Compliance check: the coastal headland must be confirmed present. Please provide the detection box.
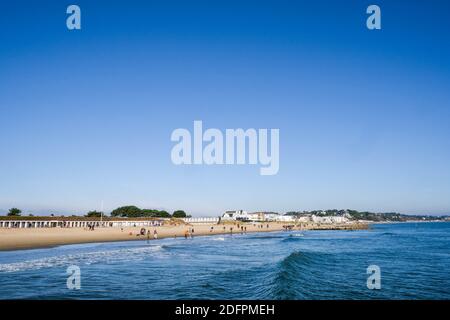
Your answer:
[0,221,368,251]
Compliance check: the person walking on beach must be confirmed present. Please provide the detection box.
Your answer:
[184,230,189,239]
[230,227,233,235]
[210,226,214,233]
[147,230,151,241]
[153,229,158,239]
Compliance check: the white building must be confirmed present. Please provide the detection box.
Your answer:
[221,210,270,222]
[276,215,295,222]
[247,212,262,221]
[263,213,280,221]
[296,216,311,223]
[221,211,296,222]
[311,215,349,224]
[221,210,249,221]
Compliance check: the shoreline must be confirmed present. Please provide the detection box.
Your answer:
[0,222,368,252]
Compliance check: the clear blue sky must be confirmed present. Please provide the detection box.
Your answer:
[1,0,449,216]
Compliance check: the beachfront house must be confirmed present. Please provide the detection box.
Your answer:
[222,210,281,221]
[251,212,297,222]
[264,213,281,221]
[276,215,296,222]
[221,210,250,221]
[222,210,271,222]
[311,215,349,224]
[296,216,311,223]
[221,211,296,223]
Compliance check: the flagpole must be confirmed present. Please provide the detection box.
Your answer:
[101,200,104,226]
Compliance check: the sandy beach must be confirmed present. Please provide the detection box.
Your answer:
[0,222,368,251]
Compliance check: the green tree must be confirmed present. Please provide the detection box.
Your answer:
[110,206,142,217]
[153,210,171,218]
[7,208,21,216]
[141,209,172,218]
[85,211,103,218]
[141,209,159,217]
[172,210,187,218]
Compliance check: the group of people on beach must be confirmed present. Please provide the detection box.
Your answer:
[184,227,194,239]
[129,221,275,242]
[219,224,248,235]
[146,229,158,240]
[129,228,158,241]
[255,223,270,229]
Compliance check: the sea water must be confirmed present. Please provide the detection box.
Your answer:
[0,222,449,299]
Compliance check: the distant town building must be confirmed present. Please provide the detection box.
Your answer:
[221,210,295,222]
[311,215,349,224]
[221,210,248,221]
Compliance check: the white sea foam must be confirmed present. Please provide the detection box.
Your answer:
[0,245,164,273]
[212,237,225,241]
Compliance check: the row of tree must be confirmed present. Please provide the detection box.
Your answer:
[85,206,189,218]
[108,206,189,218]
[4,207,189,219]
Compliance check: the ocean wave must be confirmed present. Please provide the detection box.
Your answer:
[247,235,286,240]
[267,250,333,299]
[281,234,305,243]
[0,245,164,273]
[379,232,397,236]
[279,250,324,268]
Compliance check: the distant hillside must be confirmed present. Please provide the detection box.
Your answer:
[285,209,449,222]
